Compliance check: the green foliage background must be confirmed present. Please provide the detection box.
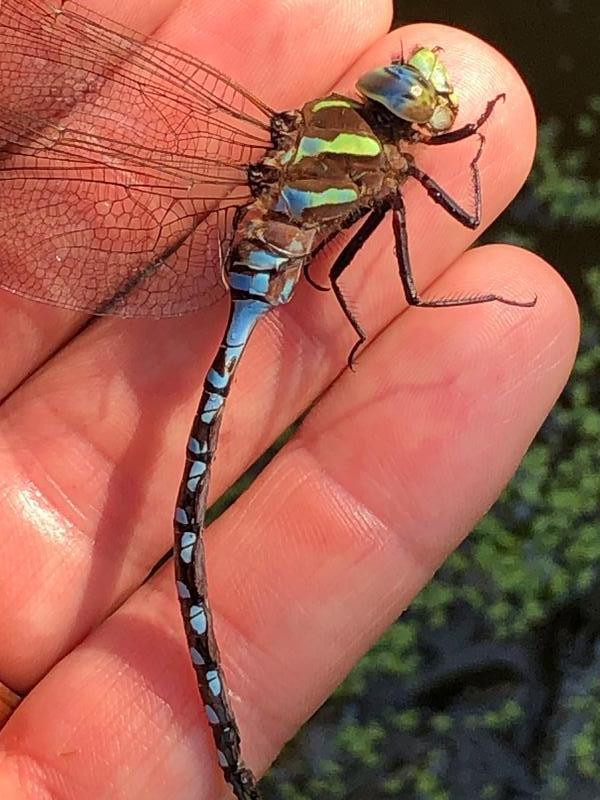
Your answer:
[257,2,600,799]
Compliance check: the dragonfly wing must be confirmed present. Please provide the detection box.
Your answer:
[0,0,272,315]
[0,0,274,149]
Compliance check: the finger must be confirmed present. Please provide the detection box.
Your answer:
[0,22,535,691]
[0,0,390,396]
[0,683,19,727]
[0,245,578,799]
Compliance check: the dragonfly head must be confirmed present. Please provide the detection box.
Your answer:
[356,46,459,133]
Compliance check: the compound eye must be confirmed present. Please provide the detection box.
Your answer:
[356,63,437,123]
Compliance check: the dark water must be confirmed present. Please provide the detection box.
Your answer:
[396,0,597,123]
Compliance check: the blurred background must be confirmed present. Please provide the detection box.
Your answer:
[260,2,600,798]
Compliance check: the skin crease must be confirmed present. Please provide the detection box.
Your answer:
[0,1,579,798]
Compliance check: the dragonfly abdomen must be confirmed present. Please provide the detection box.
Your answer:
[174,220,316,799]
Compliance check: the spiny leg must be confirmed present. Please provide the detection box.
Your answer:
[406,133,485,230]
[425,93,505,147]
[303,205,373,292]
[326,204,389,368]
[391,191,536,308]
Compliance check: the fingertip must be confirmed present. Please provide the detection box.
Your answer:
[457,243,580,391]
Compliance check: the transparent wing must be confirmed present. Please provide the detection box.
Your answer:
[0,0,274,315]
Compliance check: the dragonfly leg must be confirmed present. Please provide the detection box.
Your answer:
[303,263,330,292]
[425,93,505,146]
[392,192,536,309]
[304,205,373,291]
[406,133,485,229]
[327,204,389,368]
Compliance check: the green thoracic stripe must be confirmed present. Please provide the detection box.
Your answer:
[275,184,359,216]
[311,98,358,112]
[293,131,381,164]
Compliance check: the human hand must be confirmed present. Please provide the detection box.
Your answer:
[0,1,578,798]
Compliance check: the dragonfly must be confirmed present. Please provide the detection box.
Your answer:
[0,1,535,798]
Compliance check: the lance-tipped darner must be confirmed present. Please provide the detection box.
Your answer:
[0,2,535,798]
